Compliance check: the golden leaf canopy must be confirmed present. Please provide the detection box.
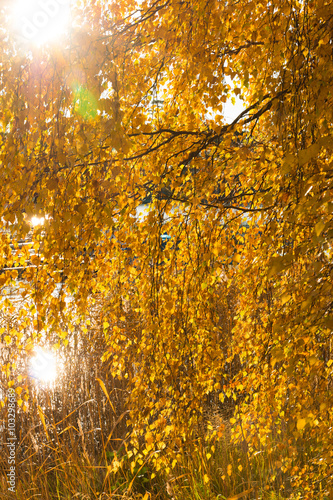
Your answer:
[0,0,332,495]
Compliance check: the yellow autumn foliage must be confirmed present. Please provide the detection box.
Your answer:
[0,0,331,497]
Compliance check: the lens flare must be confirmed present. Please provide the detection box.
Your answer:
[11,0,71,47]
[29,347,57,383]
[30,216,45,226]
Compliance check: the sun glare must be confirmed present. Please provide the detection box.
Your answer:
[31,216,45,226]
[11,0,71,47]
[29,347,57,383]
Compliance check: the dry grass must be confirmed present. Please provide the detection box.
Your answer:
[0,292,332,500]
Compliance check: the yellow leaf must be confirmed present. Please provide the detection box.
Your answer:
[297,418,306,431]
[315,220,325,237]
[203,474,209,484]
[281,293,291,305]
[31,255,40,266]
[145,432,154,446]
[233,253,241,263]
[309,355,317,366]
[96,378,116,414]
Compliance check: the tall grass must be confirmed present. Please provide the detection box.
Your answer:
[0,296,332,499]
[1,373,332,500]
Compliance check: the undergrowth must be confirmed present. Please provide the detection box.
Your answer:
[1,409,332,500]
